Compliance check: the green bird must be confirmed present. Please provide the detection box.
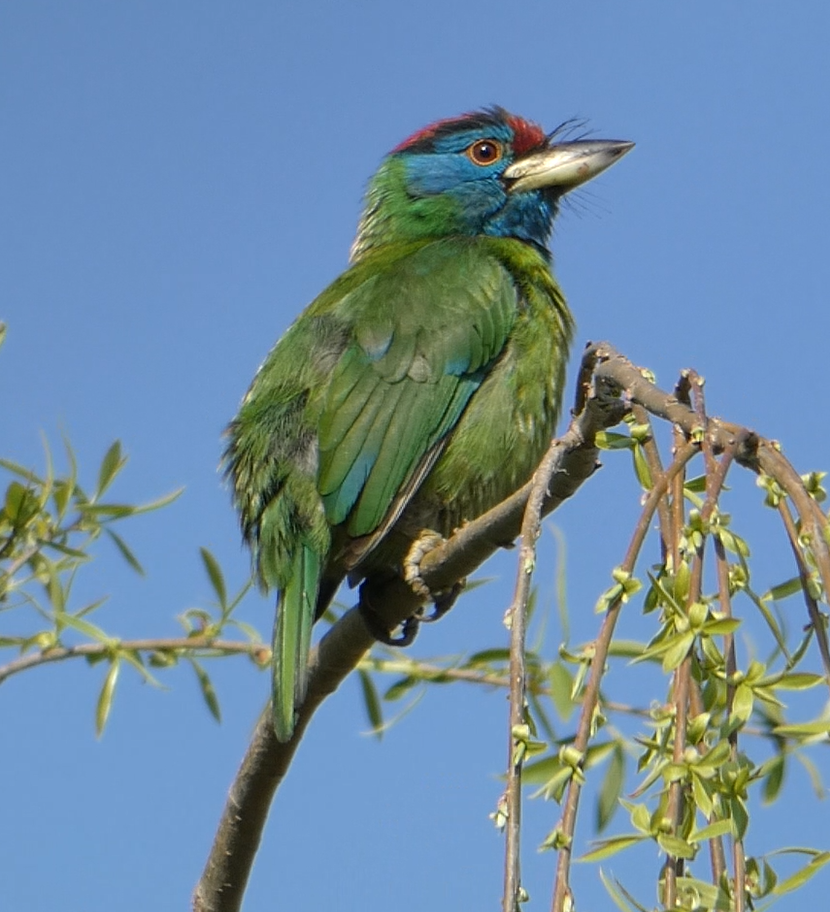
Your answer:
[224,107,632,741]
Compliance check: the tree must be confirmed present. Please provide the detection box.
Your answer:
[4,324,828,912]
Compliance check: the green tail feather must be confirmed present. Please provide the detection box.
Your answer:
[272,545,320,742]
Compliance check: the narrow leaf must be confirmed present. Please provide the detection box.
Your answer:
[200,547,227,608]
[772,851,830,895]
[104,529,145,575]
[596,744,625,832]
[190,659,221,722]
[358,669,383,738]
[60,612,113,644]
[580,834,645,862]
[690,818,734,843]
[96,660,120,736]
[96,441,126,499]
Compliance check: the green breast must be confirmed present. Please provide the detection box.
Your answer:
[420,237,573,528]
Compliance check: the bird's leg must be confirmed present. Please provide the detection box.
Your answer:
[404,529,466,622]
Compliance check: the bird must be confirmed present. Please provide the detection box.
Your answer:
[224,107,632,741]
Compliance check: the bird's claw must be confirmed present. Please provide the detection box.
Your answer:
[416,580,465,623]
[358,587,421,646]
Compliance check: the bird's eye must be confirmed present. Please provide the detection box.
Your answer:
[467,139,503,166]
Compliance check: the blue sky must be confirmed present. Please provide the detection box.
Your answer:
[3,3,830,910]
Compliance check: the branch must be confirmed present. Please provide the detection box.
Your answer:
[0,638,266,685]
[503,415,575,911]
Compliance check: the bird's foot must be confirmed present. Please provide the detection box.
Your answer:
[403,530,447,600]
[404,529,465,622]
[358,586,420,646]
[358,530,466,647]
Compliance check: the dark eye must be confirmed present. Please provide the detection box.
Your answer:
[467,139,503,166]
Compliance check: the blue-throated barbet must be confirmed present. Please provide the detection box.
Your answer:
[224,107,632,740]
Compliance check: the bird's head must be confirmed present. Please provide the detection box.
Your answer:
[351,106,633,261]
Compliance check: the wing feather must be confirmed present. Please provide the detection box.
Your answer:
[318,240,518,545]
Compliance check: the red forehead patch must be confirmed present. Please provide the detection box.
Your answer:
[507,115,546,155]
[392,109,546,155]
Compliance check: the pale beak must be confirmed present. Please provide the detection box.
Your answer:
[504,139,634,194]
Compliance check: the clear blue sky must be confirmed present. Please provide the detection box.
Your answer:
[3,3,830,910]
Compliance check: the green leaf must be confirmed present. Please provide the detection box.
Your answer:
[773,719,830,738]
[358,669,383,738]
[684,474,708,493]
[599,870,650,912]
[44,541,91,561]
[579,834,645,862]
[744,585,791,661]
[764,576,805,602]
[773,672,825,691]
[762,754,785,803]
[131,488,184,515]
[384,675,419,702]
[549,661,575,720]
[690,770,714,818]
[657,833,697,860]
[0,458,44,485]
[731,682,755,725]
[596,744,625,832]
[661,631,694,672]
[200,547,227,608]
[595,431,635,450]
[794,753,826,799]
[51,478,73,519]
[467,647,510,665]
[522,753,564,785]
[702,617,742,636]
[632,443,653,491]
[78,503,137,518]
[106,528,145,575]
[675,876,732,911]
[730,795,749,840]
[690,818,734,843]
[119,648,163,687]
[5,481,37,526]
[60,612,114,644]
[189,659,221,722]
[96,441,126,499]
[772,851,830,896]
[95,660,120,736]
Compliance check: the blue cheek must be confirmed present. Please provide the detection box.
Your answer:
[403,154,507,230]
[404,153,498,196]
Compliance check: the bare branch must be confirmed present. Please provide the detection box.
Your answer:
[0,638,266,685]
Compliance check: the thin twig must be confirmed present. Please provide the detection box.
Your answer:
[503,430,572,911]
[777,500,830,679]
[0,637,265,684]
[551,440,699,912]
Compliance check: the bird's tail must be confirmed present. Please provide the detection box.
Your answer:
[272,544,321,742]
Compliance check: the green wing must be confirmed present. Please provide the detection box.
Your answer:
[316,239,518,551]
